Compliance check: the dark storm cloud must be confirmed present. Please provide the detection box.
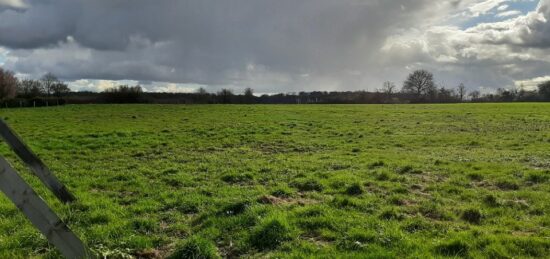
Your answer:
[0,0,441,89]
[1,0,550,92]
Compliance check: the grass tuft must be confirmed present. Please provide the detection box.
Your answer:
[379,208,404,221]
[249,216,291,250]
[344,183,364,196]
[398,165,422,174]
[483,194,500,207]
[290,179,324,192]
[435,240,469,257]
[461,208,483,224]
[526,172,549,184]
[220,201,249,216]
[495,180,519,191]
[221,173,254,184]
[168,236,220,259]
[369,161,385,169]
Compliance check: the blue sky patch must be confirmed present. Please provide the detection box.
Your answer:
[460,0,539,29]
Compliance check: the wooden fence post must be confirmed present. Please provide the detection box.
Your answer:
[0,119,76,203]
[0,157,88,258]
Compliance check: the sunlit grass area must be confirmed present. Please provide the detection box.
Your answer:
[0,104,549,258]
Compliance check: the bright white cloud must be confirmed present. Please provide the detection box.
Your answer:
[0,0,27,8]
[497,10,522,17]
[515,75,550,90]
[497,4,510,11]
[469,0,508,16]
[0,47,7,65]
[381,0,550,90]
[68,79,203,93]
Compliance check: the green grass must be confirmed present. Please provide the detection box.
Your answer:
[0,103,549,258]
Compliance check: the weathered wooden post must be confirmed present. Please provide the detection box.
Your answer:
[0,119,75,203]
[0,119,88,258]
[0,158,88,258]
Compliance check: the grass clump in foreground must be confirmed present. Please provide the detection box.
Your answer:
[0,103,549,258]
[461,208,483,224]
[168,236,220,259]
[248,215,292,251]
[435,240,469,257]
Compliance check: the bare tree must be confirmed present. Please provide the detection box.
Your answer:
[244,87,255,104]
[381,81,397,95]
[102,85,143,103]
[469,90,481,100]
[402,70,435,97]
[196,87,208,95]
[538,81,550,101]
[244,87,254,97]
[41,73,59,97]
[18,79,44,98]
[0,68,18,101]
[217,88,233,104]
[51,82,71,98]
[457,83,467,101]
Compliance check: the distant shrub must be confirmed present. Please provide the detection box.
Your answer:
[435,240,469,257]
[168,236,220,259]
[249,217,290,250]
[290,179,324,192]
[102,85,145,103]
[461,208,483,224]
[344,183,364,196]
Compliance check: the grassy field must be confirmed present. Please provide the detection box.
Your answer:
[0,104,549,258]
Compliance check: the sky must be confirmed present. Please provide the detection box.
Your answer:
[1,0,549,94]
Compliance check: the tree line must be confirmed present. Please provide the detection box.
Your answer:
[1,67,550,106]
[0,68,71,107]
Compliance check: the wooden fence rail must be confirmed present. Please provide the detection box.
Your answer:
[0,119,75,203]
[0,119,88,258]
